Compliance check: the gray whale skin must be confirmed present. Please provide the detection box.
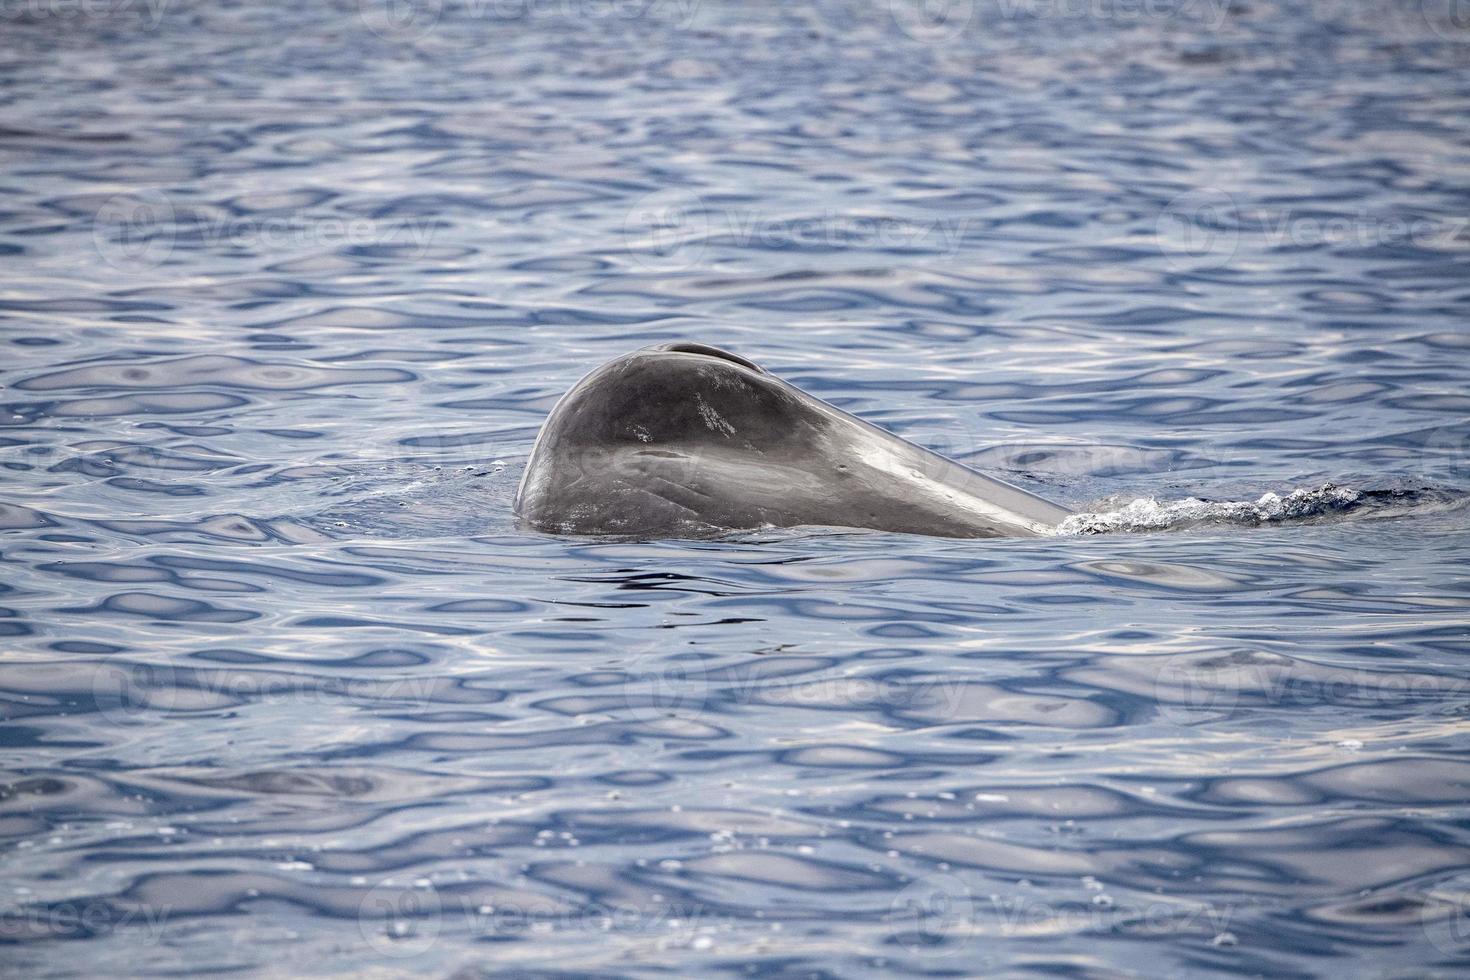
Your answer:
[515,343,1071,539]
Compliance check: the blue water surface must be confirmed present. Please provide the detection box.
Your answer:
[3,1,1470,976]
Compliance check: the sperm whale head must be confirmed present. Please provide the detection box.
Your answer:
[515,343,1071,539]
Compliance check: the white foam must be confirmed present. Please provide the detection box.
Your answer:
[1055,484,1362,535]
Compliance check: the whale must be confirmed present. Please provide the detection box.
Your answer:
[514,342,1072,539]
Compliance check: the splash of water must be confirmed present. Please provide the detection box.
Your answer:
[1056,484,1364,535]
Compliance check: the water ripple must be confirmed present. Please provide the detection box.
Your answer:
[1,1,1468,976]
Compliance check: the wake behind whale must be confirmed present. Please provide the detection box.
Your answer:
[1058,485,1462,536]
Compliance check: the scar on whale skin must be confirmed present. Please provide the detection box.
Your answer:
[515,342,1072,539]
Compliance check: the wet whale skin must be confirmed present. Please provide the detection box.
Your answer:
[515,343,1072,539]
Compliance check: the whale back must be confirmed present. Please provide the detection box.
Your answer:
[515,343,1071,538]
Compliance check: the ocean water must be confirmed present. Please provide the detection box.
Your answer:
[3,1,1470,976]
